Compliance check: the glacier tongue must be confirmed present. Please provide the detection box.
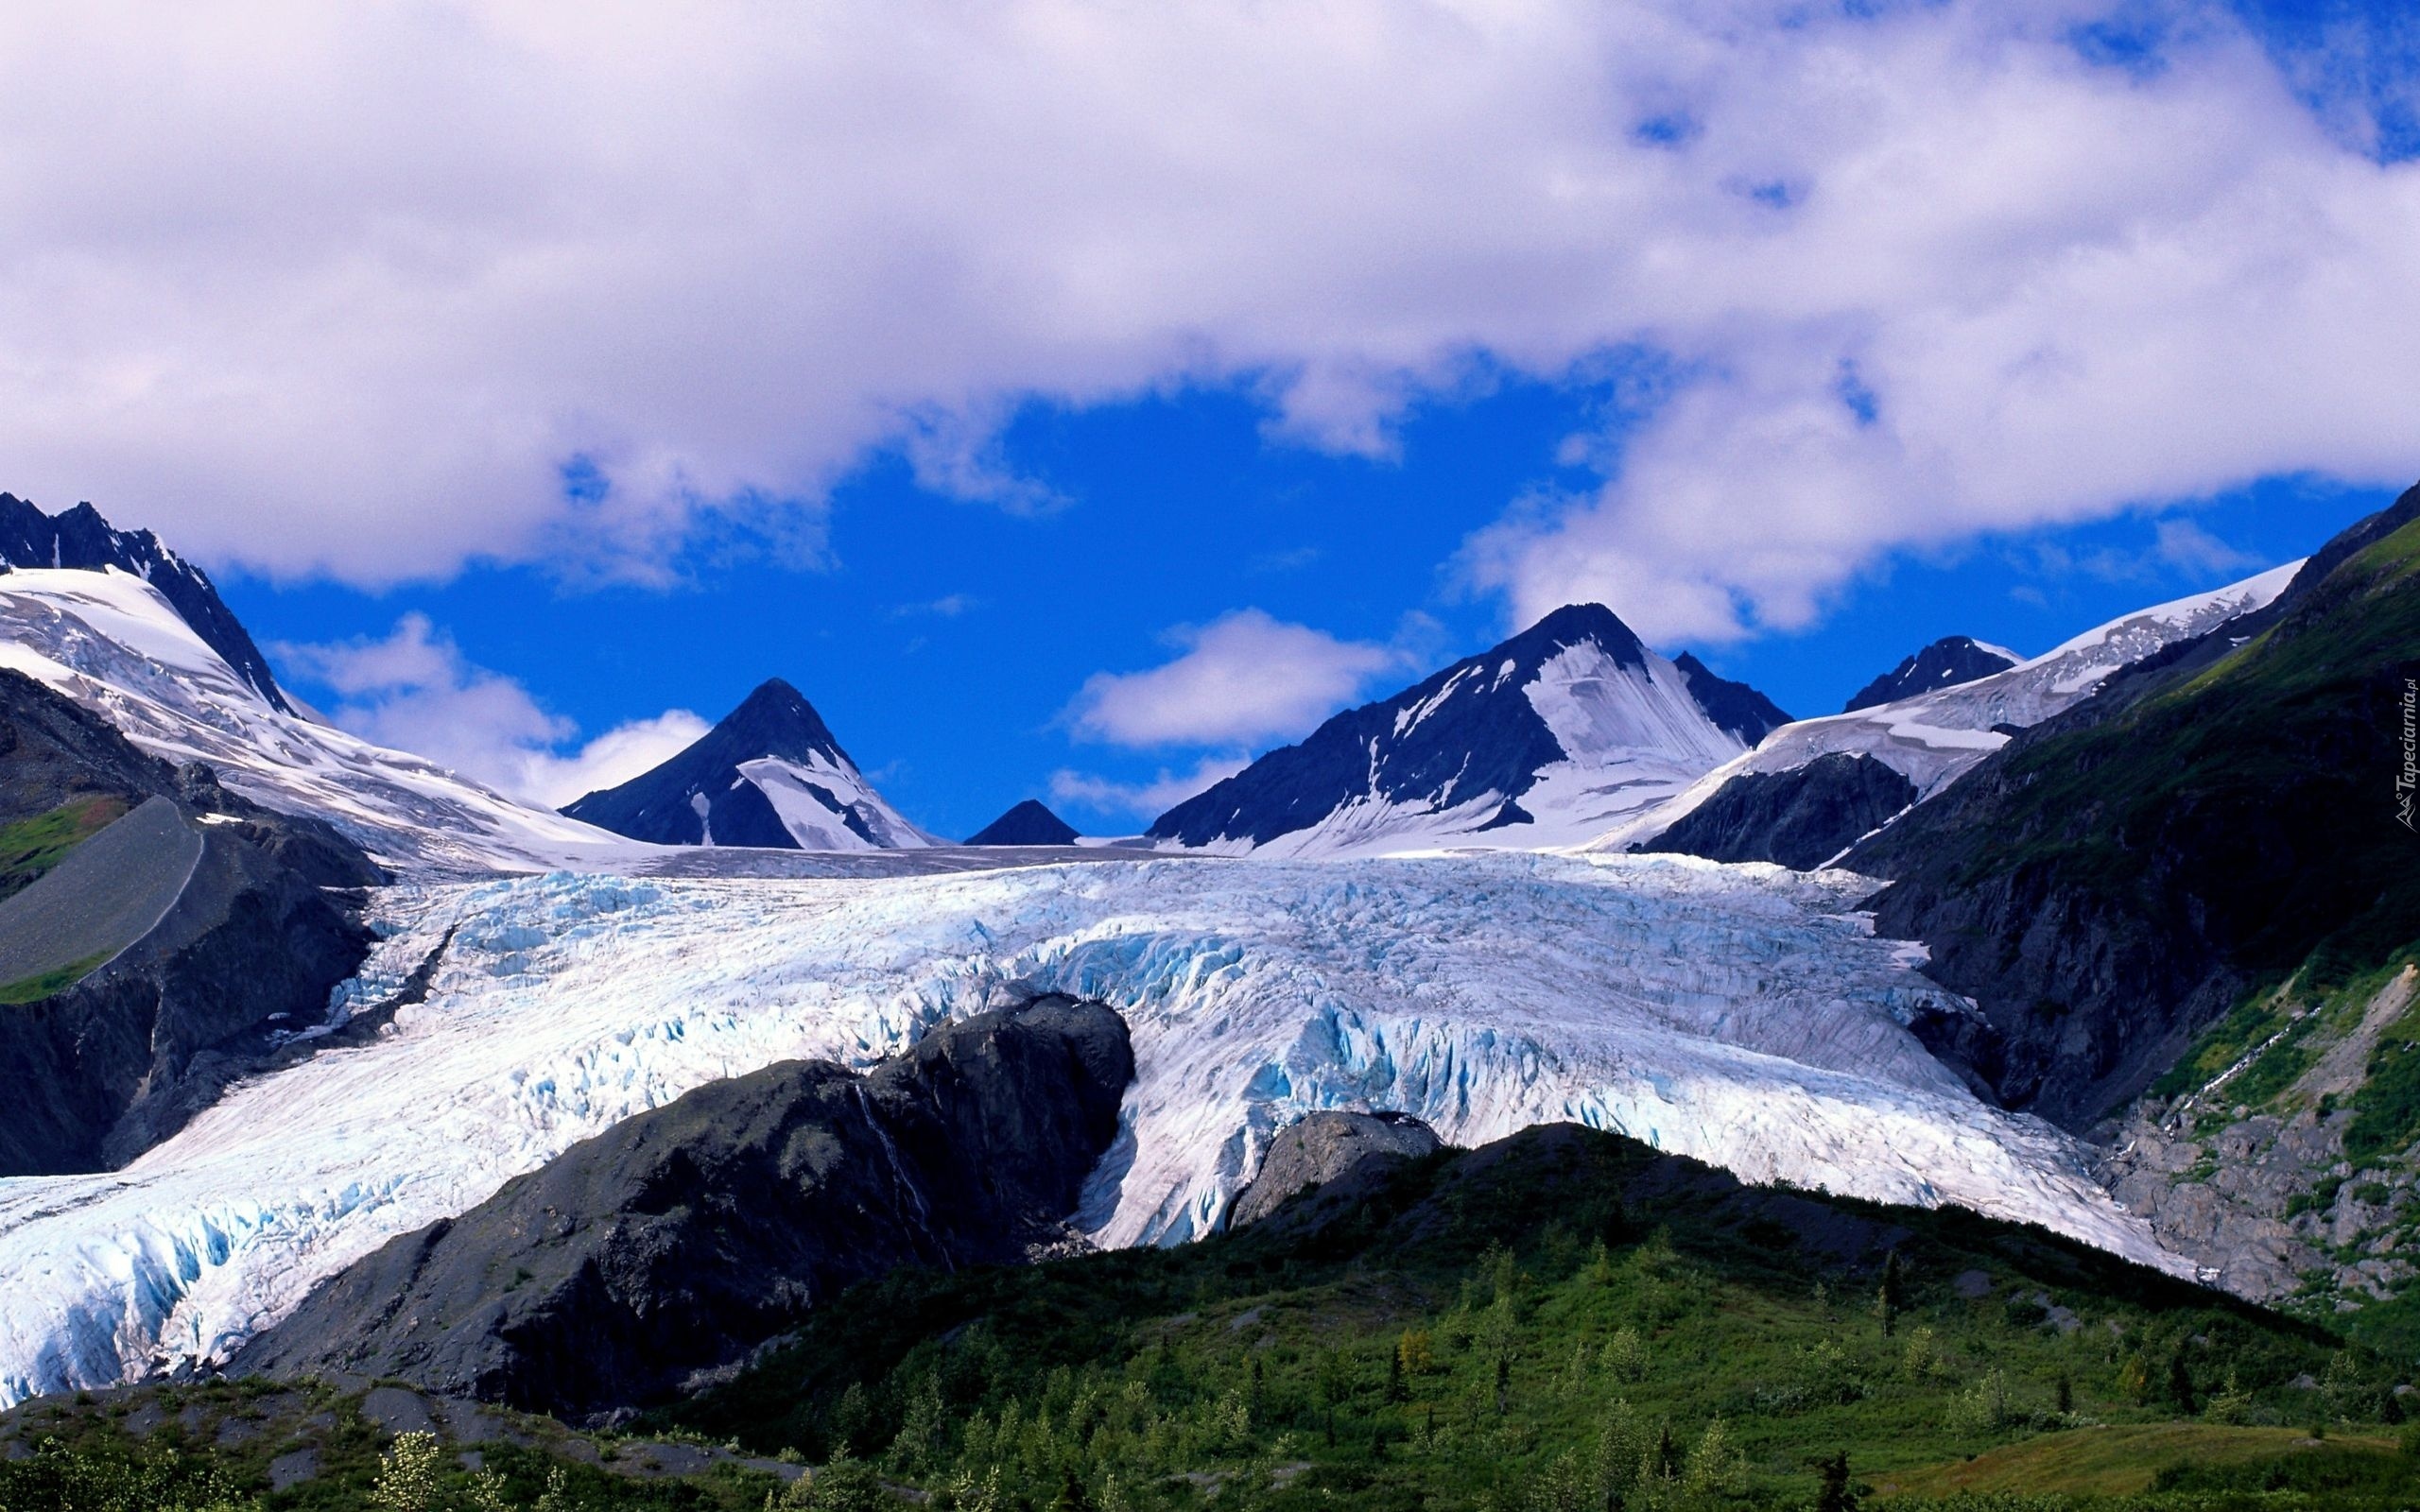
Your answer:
[0,852,2183,1406]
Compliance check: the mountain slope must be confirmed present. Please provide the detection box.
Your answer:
[666,1121,2361,1510]
[1850,484,2420,1130]
[564,679,934,850]
[966,798,1079,846]
[1845,634,2020,713]
[0,494,293,714]
[1592,560,2300,857]
[1634,749,1917,869]
[0,563,640,874]
[8,1121,2391,1512]
[0,669,383,1175]
[1149,605,1787,855]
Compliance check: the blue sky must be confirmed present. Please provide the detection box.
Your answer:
[229,384,2392,840]
[4,0,2414,838]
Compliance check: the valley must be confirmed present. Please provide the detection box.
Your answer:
[0,490,2411,1511]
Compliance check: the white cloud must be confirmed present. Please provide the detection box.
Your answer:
[0,0,2404,631]
[278,615,707,806]
[1066,610,1405,748]
[1049,755,1250,823]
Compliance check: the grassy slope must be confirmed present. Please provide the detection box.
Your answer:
[0,949,112,1005]
[650,1125,2406,1510]
[0,795,127,903]
[1879,1422,2399,1497]
[1964,513,2420,987]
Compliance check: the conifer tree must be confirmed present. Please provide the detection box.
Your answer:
[1875,1252,1907,1338]
[2168,1349,2197,1415]
[1812,1451,1858,1512]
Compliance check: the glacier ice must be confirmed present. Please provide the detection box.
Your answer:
[0,850,2185,1407]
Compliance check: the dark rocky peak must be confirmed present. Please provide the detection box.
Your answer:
[1496,602,1650,671]
[562,677,929,850]
[700,677,853,767]
[1148,601,1787,849]
[1843,635,2018,713]
[1673,652,1793,745]
[0,494,293,714]
[966,799,1079,847]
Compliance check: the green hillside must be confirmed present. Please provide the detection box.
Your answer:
[5,1129,2415,1512]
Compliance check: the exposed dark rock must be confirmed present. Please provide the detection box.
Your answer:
[1849,483,2420,1129]
[0,494,293,713]
[1632,751,1917,870]
[1228,1110,1442,1228]
[965,799,1078,847]
[0,669,382,1175]
[1672,652,1793,746]
[1843,635,2018,713]
[1248,1124,1918,1275]
[236,997,1135,1419]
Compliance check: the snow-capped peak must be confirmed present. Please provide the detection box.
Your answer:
[563,678,936,851]
[0,494,294,714]
[1149,604,1790,856]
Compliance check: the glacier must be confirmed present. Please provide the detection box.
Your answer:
[0,850,2185,1407]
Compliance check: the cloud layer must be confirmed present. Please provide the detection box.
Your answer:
[0,2,2411,639]
[1048,756,1251,825]
[1065,610,1407,748]
[279,615,706,806]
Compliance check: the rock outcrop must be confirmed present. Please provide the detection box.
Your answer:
[1633,751,1915,870]
[236,997,1134,1419]
[0,670,382,1174]
[1229,1110,1443,1228]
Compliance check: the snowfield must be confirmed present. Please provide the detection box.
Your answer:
[0,850,2185,1406]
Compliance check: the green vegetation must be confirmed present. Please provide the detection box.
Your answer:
[0,950,111,1005]
[0,796,127,902]
[6,1128,2418,1509]
[1915,511,2420,996]
[2343,963,2420,1167]
[633,1126,2411,1510]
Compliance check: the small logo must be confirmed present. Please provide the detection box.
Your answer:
[2399,676,2417,833]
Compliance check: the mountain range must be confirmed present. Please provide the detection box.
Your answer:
[0,487,2411,1506]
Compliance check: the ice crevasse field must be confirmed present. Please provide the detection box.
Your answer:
[0,849,2185,1407]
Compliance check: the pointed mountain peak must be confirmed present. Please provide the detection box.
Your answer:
[708,678,852,766]
[562,675,931,852]
[1843,635,2019,713]
[1147,600,1784,854]
[1503,603,1648,666]
[965,799,1080,847]
[0,493,292,714]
